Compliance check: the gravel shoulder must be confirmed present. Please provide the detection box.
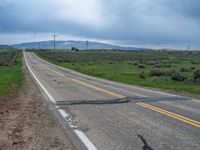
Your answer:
[0,60,74,150]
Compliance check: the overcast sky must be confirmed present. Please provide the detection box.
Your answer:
[0,0,200,49]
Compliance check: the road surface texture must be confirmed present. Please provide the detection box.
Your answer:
[24,52,200,150]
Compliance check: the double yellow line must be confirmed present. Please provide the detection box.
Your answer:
[137,102,200,128]
[36,59,200,128]
[71,78,126,99]
[39,63,126,99]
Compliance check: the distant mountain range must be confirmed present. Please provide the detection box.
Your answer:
[0,45,14,49]
[12,40,146,50]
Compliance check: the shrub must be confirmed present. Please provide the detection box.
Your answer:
[153,64,162,68]
[133,62,138,66]
[190,67,196,71]
[164,69,176,76]
[146,61,156,65]
[191,61,199,64]
[193,68,200,79]
[57,59,64,62]
[150,69,164,76]
[171,72,187,81]
[151,69,174,76]
[138,64,145,69]
[0,52,16,66]
[180,67,189,72]
[140,71,145,79]
[162,64,172,68]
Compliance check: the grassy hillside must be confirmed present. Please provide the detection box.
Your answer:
[35,51,200,95]
[0,51,24,96]
[0,45,15,52]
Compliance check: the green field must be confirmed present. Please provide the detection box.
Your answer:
[0,51,24,96]
[35,50,200,95]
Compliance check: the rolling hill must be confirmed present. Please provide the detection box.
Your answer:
[12,40,145,50]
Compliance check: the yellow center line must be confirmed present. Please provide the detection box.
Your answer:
[137,102,200,125]
[137,102,200,128]
[71,78,126,99]
[36,60,200,128]
[39,63,126,99]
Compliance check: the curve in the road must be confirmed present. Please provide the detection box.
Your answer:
[36,58,200,128]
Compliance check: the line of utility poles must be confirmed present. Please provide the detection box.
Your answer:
[53,34,57,51]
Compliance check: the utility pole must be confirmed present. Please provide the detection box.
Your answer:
[38,42,41,50]
[187,44,191,51]
[86,40,89,50]
[53,34,57,51]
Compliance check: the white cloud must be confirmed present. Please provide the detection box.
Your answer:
[55,0,105,26]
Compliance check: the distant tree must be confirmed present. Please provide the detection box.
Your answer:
[71,47,76,51]
[71,47,79,51]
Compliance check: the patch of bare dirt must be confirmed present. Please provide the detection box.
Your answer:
[0,64,74,150]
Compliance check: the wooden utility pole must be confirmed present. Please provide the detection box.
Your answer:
[38,42,41,50]
[53,34,57,51]
[86,40,89,50]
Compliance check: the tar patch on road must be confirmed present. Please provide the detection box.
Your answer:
[55,98,130,106]
[55,96,189,106]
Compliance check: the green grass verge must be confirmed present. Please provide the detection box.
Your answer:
[0,52,25,96]
[35,51,200,95]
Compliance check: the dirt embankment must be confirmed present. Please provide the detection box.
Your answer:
[0,64,74,150]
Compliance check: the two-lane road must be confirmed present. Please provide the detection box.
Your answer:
[24,52,200,150]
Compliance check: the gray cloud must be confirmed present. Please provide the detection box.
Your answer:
[0,0,200,49]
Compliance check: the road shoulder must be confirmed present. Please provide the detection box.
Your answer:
[0,58,74,150]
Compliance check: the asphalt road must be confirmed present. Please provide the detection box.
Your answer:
[25,52,200,150]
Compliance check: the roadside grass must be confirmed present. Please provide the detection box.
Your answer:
[0,48,15,52]
[35,51,200,95]
[0,51,24,96]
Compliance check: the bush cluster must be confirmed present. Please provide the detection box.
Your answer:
[140,71,146,79]
[180,67,189,72]
[152,64,171,68]
[150,69,164,76]
[138,64,145,69]
[150,68,175,76]
[191,61,199,64]
[193,68,200,79]
[171,72,187,81]
[0,52,16,66]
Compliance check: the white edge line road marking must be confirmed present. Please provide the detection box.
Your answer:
[24,51,98,150]
[74,130,98,150]
[24,51,56,103]
[58,109,69,118]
